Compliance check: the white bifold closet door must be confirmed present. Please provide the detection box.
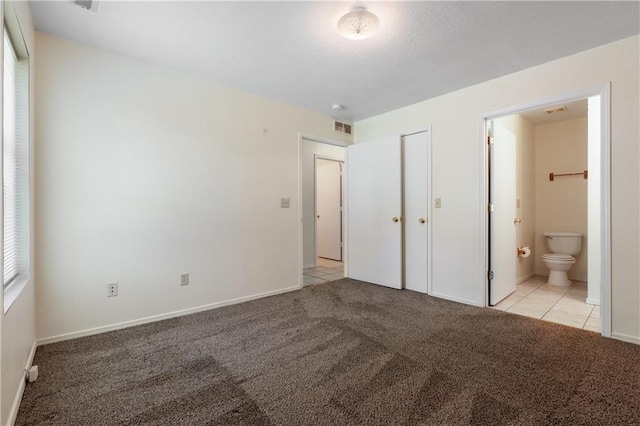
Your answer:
[404,132,429,293]
[347,131,429,292]
[347,136,403,289]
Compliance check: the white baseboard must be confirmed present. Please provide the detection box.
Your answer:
[7,340,37,426]
[303,263,316,269]
[585,297,600,306]
[37,286,300,346]
[611,332,640,345]
[516,272,536,285]
[429,291,483,308]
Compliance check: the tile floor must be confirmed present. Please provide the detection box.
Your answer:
[492,276,601,333]
[303,258,345,286]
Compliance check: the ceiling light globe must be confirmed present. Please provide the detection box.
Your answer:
[337,9,379,40]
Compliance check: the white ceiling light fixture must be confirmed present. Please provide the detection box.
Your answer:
[73,0,99,13]
[337,8,379,40]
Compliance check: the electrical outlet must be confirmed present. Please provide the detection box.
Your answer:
[107,282,118,297]
[180,273,189,286]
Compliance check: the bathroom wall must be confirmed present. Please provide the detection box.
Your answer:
[494,114,536,282]
[515,116,536,282]
[534,116,588,281]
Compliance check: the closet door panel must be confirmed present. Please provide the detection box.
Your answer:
[347,136,402,289]
[404,131,429,293]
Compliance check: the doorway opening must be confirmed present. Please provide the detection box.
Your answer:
[481,85,611,337]
[298,134,348,287]
[305,157,345,286]
[315,158,344,263]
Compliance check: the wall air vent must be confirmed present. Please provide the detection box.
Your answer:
[334,120,353,135]
[73,0,99,13]
[543,105,568,114]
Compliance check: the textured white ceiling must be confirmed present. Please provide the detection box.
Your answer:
[29,1,640,121]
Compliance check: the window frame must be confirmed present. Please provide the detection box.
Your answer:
[2,5,30,313]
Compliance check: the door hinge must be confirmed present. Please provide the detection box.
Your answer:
[488,203,494,212]
[487,270,494,280]
[487,136,494,145]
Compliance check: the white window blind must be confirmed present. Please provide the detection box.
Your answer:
[3,29,29,288]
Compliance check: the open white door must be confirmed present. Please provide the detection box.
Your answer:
[347,136,402,289]
[316,158,342,261]
[489,120,517,305]
[404,131,429,293]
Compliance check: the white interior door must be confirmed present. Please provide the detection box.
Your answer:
[489,120,517,305]
[347,136,402,289]
[316,158,342,261]
[404,131,429,293]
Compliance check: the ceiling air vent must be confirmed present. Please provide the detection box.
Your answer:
[334,120,352,135]
[73,0,99,13]
[543,105,568,114]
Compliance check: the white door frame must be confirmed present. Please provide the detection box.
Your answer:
[314,155,344,261]
[298,133,348,288]
[478,83,612,337]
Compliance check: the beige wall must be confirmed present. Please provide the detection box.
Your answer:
[34,32,349,342]
[534,117,588,281]
[1,3,37,425]
[355,36,640,343]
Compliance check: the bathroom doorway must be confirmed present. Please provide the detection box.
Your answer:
[298,134,348,287]
[481,86,611,336]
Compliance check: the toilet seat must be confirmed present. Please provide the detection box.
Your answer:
[542,253,574,262]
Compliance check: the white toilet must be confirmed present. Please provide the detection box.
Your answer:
[542,232,582,286]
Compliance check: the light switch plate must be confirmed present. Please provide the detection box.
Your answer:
[281,197,290,208]
[434,197,442,208]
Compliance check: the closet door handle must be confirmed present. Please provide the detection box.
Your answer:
[418,218,426,224]
[392,217,399,223]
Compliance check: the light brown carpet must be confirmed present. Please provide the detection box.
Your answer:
[16,279,640,425]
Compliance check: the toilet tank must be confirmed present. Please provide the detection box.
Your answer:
[544,232,583,255]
